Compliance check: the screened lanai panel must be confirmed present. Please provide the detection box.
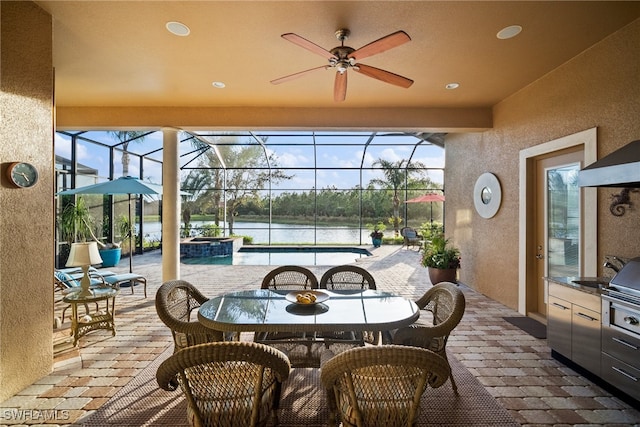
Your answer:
[315,169,361,190]
[271,169,315,190]
[266,143,316,171]
[412,143,445,169]
[363,144,420,169]
[142,157,163,187]
[316,144,365,169]
[422,169,444,185]
[74,140,111,184]
[120,131,162,156]
[112,147,144,178]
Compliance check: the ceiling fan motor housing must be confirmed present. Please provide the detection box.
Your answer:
[330,46,356,72]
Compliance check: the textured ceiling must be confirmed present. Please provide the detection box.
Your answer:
[35,1,640,111]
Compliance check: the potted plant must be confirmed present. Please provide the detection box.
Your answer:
[420,234,460,284]
[98,214,133,267]
[58,197,130,267]
[366,222,386,248]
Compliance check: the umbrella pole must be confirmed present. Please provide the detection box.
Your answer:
[128,194,133,273]
[430,202,433,224]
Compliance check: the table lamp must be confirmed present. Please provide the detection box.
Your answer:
[66,242,103,297]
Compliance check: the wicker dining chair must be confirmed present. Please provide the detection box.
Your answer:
[260,265,319,290]
[156,280,224,353]
[258,265,321,366]
[319,265,380,345]
[320,345,451,427]
[384,282,466,393]
[319,265,376,290]
[156,341,291,427]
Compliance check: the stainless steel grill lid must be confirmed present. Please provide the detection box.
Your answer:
[609,257,640,292]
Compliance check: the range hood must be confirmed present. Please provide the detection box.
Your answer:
[578,139,640,188]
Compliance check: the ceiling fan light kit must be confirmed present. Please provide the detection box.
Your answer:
[271,28,413,102]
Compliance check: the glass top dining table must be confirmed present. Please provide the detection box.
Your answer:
[198,289,420,333]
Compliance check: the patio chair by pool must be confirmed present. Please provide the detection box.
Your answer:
[156,341,291,427]
[101,272,147,298]
[384,282,466,393]
[319,265,380,345]
[320,345,450,427]
[400,227,423,250]
[156,280,224,353]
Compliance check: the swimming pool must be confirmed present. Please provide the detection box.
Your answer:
[180,246,372,266]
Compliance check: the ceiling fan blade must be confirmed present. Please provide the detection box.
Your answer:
[348,30,411,61]
[353,64,414,88]
[334,71,347,102]
[270,66,329,85]
[281,33,336,60]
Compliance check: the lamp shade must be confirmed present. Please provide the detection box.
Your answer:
[66,242,103,267]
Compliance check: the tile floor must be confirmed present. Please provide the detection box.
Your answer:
[1,246,639,426]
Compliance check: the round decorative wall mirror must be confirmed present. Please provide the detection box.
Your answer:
[474,172,501,218]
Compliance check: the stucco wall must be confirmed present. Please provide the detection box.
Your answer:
[0,2,54,401]
[445,18,640,310]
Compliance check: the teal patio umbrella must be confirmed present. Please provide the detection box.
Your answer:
[57,176,163,273]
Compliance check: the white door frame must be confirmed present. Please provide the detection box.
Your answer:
[518,127,598,314]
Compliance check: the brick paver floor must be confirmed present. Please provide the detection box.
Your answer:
[1,245,639,426]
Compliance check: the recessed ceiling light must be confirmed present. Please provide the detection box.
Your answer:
[497,25,522,40]
[445,83,460,90]
[212,82,226,89]
[166,21,190,36]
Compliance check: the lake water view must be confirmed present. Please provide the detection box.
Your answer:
[143,220,373,245]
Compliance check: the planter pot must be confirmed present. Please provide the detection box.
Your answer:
[99,248,122,267]
[371,237,382,248]
[427,267,457,284]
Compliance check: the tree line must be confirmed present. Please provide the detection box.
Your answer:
[180,141,442,236]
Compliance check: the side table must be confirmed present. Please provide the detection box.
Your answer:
[63,288,119,346]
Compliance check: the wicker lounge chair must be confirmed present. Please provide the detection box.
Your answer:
[319,265,380,345]
[156,280,223,353]
[320,345,450,427]
[156,341,291,427]
[384,282,466,393]
[400,227,423,250]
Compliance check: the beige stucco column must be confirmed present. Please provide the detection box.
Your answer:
[0,1,54,401]
[162,128,180,281]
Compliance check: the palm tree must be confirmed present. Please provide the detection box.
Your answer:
[108,131,148,176]
[370,159,427,236]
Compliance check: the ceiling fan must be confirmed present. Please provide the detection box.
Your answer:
[270,29,414,102]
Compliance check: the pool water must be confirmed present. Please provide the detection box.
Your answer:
[181,246,371,266]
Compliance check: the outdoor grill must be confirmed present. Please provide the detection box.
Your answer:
[600,257,640,401]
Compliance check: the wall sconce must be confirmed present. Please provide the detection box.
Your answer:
[473,172,502,219]
[609,188,639,216]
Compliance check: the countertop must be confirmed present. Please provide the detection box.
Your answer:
[545,276,610,296]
